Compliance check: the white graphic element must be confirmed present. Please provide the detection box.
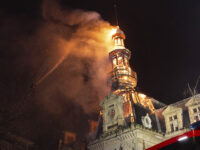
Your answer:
[141,113,152,129]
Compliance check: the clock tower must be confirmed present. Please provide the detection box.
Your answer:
[100,26,155,132]
[88,26,168,150]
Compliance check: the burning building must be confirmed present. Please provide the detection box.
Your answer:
[87,26,200,149]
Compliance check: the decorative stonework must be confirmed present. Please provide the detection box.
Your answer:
[88,125,165,150]
[141,113,152,129]
[100,93,125,132]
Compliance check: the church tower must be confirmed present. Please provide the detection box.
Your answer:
[108,26,138,123]
[88,26,166,150]
[103,26,155,126]
[109,26,137,91]
[88,26,193,150]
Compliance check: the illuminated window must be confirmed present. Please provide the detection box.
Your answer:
[118,38,121,45]
[114,39,118,45]
[122,40,124,46]
[118,57,123,67]
[113,58,117,68]
[169,115,178,132]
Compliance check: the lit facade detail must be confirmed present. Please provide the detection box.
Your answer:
[108,26,155,123]
[87,26,200,150]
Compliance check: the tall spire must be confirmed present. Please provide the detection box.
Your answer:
[112,26,125,50]
[114,0,119,26]
[109,26,137,92]
[108,26,137,122]
[108,26,155,123]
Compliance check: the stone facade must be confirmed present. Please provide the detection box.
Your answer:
[87,26,200,150]
[88,95,200,150]
[162,105,183,133]
[100,94,125,132]
[89,124,164,150]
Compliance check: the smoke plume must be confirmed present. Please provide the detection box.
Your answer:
[0,0,115,148]
[29,0,113,114]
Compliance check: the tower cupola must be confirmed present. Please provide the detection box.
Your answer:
[111,26,126,50]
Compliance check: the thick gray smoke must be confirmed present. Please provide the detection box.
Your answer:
[28,0,114,114]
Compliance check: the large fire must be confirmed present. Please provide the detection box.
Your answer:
[110,27,118,36]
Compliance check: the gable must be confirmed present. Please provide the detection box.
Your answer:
[185,97,200,107]
[162,105,182,115]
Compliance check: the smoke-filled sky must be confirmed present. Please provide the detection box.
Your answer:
[1,0,200,149]
[0,0,114,149]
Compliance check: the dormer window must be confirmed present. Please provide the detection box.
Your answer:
[192,107,200,122]
[185,97,200,124]
[169,115,178,132]
[162,106,183,133]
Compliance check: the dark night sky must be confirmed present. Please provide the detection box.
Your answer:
[0,0,200,149]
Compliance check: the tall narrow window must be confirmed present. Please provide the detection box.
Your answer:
[118,38,121,45]
[169,114,178,132]
[169,116,173,121]
[170,124,174,132]
[113,58,117,68]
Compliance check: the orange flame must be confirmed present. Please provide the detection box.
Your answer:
[110,27,118,36]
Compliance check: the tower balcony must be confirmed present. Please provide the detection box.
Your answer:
[109,48,131,60]
[111,67,137,79]
[111,75,137,90]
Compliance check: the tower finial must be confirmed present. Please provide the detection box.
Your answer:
[114,0,119,26]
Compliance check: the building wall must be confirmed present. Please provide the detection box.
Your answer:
[88,125,165,150]
[89,93,200,150]
[162,106,183,133]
